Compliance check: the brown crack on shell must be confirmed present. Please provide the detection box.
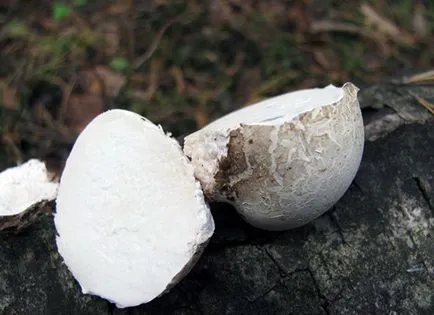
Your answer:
[213,128,248,202]
[213,125,279,208]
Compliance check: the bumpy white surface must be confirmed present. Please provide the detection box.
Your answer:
[184,83,364,231]
[0,159,58,215]
[55,110,214,308]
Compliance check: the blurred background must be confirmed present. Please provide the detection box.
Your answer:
[0,0,432,172]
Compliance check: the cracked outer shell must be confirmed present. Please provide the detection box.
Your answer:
[184,83,364,231]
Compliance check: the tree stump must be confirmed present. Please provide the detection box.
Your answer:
[0,81,433,315]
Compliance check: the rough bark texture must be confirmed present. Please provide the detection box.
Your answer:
[0,82,433,314]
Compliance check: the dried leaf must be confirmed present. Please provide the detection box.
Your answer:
[130,73,147,83]
[360,3,415,45]
[94,66,126,97]
[361,4,401,36]
[144,59,162,100]
[309,20,393,51]
[64,94,105,134]
[129,89,148,102]
[170,67,185,93]
[38,17,59,32]
[0,81,17,110]
[207,0,233,25]
[194,105,209,129]
[413,3,429,38]
[312,51,332,70]
[236,68,262,106]
[363,52,385,71]
[106,0,133,15]
[79,69,104,95]
[97,22,121,56]
[287,1,310,29]
[79,66,126,98]
[310,21,364,35]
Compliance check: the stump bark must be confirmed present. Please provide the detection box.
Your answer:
[0,81,433,315]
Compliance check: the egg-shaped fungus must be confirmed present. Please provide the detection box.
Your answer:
[184,83,364,231]
[55,110,214,308]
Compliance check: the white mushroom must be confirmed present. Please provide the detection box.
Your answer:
[54,110,214,308]
[0,159,58,231]
[184,82,364,231]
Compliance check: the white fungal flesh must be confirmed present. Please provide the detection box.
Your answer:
[202,84,344,129]
[184,83,364,231]
[55,110,214,308]
[0,159,58,216]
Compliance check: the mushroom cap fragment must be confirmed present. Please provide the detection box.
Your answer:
[55,110,214,308]
[0,159,57,216]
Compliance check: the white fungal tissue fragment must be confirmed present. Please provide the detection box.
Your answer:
[0,159,58,216]
[55,110,214,308]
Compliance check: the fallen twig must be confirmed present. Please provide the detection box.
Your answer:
[409,91,434,115]
[403,70,434,85]
[132,15,181,69]
[360,3,415,46]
